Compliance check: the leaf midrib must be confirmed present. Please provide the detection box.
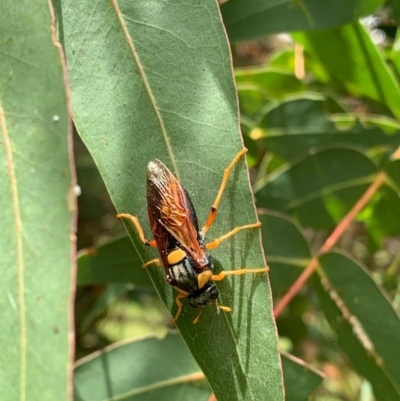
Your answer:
[110,0,178,176]
[0,104,26,401]
[101,372,206,401]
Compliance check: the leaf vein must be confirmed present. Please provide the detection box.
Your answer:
[111,0,178,175]
[0,104,26,401]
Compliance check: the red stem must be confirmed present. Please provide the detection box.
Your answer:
[273,171,386,318]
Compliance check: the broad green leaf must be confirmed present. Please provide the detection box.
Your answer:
[293,22,400,119]
[259,211,311,300]
[281,352,324,401]
[74,334,211,401]
[319,252,400,395]
[77,237,152,286]
[256,95,400,160]
[0,1,74,400]
[62,1,283,400]
[255,146,377,229]
[220,0,384,41]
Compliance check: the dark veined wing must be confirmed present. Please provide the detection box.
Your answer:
[146,159,207,268]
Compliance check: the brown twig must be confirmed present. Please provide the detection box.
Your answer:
[273,171,386,318]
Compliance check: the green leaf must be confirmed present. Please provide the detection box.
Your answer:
[259,211,311,300]
[62,1,283,400]
[386,159,400,187]
[236,68,305,119]
[316,279,400,401]
[388,0,400,25]
[74,334,211,401]
[256,94,400,160]
[269,48,296,71]
[236,67,305,97]
[293,22,400,119]
[281,352,324,401]
[238,86,270,120]
[360,159,400,247]
[389,30,400,82]
[76,283,132,334]
[316,252,400,400]
[77,237,152,286]
[255,146,377,229]
[220,0,384,41]
[365,185,400,245]
[75,333,322,401]
[0,2,74,400]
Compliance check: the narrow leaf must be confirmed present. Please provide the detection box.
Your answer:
[319,251,400,395]
[293,22,400,119]
[0,1,75,400]
[365,185,400,245]
[256,94,400,160]
[74,334,211,401]
[220,0,384,41]
[74,333,322,401]
[255,146,377,229]
[62,1,283,400]
[315,278,400,400]
[259,211,311,300]
[282,352,324,401]
[236,67,305,98]
[77,237,152,287]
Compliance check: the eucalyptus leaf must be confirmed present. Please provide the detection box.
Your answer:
[0,1,74,400]
[319,251,400,394]
[255,146,377,229]
[282,352,324,401]
[365,185,400,245]
[256,95,400,161]
[74,334,211,401]
[259,211,311,300]
[316,251,400,400]
[62,1,283,399]
[75,334,322,401]
[77,237,152,287]
[293,22,400,119]
[220,0,384,41]
[236,68,305,98]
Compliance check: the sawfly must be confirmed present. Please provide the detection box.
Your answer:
[117,148,268,323]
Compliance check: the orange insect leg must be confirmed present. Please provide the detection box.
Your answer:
[212,267,268,281]
[206,222,261,250]
[171,289,189,324]
[201,148,248,235]
[117,213,157,247]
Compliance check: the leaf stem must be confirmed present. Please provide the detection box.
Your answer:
[273,171,387,318]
